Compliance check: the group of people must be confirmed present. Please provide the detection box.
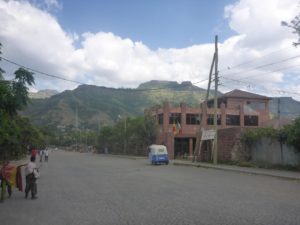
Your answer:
[39,149,49,162]
[31,148,49,163]
[0,147,50,202]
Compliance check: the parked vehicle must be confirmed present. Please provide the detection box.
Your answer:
[148,145,169,165]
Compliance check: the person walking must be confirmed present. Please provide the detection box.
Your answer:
[25,156,39,199]
[39,149,44,162]
[44,148,49,162]
[31,148,37,158]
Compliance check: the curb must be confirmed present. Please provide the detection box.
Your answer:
[173,162,300,181]
[104,154,146,160]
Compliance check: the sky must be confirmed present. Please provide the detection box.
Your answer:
[0,0,300,100]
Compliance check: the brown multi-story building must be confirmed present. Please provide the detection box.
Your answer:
[148,89,271,160]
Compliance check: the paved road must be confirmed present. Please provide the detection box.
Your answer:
[1,150,300,225]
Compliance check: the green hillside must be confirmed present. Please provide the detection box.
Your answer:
[29,89,59,99]
[22,81,208,130]
[22,81,300,132]
[269,97,300,119]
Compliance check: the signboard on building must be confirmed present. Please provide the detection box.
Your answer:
[201,130,216,140]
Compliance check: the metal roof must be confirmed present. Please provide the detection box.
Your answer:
[220,89,271,100]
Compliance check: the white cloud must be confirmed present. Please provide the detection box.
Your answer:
[27,0,62,11]
[0,0,300,100]
[221,0,300,99]
[44,0,61,10]
[224,0,298,48]
[0,0,76,90]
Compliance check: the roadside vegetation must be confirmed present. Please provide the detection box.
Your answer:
[240,118,300,171]
[96,113,157,155]
[44,113,158,156]
[242,118,300,152]
[0,43,45,161]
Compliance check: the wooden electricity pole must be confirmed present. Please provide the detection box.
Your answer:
[213,35,219,164]
[206,53,215,101]
[192,42,216,162]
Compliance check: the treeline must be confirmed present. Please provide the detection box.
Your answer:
[96,114,157,155]
[0,43,45,160]
[44,114,158,156]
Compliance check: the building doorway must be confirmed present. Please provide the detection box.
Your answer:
[174,138,196,159]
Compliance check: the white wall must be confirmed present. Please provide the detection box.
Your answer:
[251,138,300,166]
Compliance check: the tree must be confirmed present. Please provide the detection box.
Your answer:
[0,43,4,78]
[282,13,300,46]
[0,43,9,114]
[0,43,44,160]
[95,114,158,155]
[141,113,158,145]
[283,117,300,151]
[0,43,34,115]
[11,68,35,114]
[0,68,34,115]
[0,111,45,159]
[97,126,114,153]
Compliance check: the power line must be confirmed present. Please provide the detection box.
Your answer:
[219,45,295,73]
[1,56,209,93]
[220,63,300,84]
[1,56,85,85]
[221,79,300,96]
[221,55,300,78]
[237,64,300,81]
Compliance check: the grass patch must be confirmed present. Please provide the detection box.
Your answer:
[257,163,300,171]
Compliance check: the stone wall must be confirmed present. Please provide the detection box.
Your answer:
[217,127,249,162]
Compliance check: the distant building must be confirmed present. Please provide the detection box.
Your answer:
[147,89,271,160]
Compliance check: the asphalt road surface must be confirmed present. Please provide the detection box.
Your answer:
[1,150,300,225]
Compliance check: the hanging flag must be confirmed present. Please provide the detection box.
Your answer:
[172,122,176,135]
[176,121,182,134]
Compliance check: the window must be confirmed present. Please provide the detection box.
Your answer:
[206,100,224,109]
[226,115,240,126]
[186,114,200,125]
[245,101,265,110]
[207,101,214,109]
[207,114,221,125]
[169,113,181,124]
[158,113,163,125]
[244,115,258,126]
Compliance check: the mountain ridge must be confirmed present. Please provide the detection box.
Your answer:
[23,80,208,130]
[29,89,59,99]
[23,81,300,131]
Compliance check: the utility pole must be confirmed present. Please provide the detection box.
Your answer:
[193,53,215,162]
[277,98,281,119]
[213,35,219,165]
[86,129,88,152]
[206,53,215,101]
[124,117,127,155]
[75,106,78,151]
[118,115,127,155]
